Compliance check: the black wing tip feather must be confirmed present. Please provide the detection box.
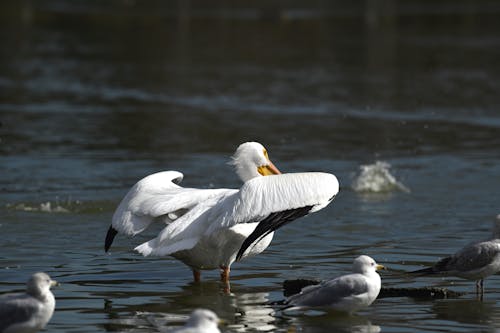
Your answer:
[236,205,314,261]
[283,279,321,297]
[409,257,452,275]
[236,237,255,261]
[408,266,436,275]
[104,226,118,252]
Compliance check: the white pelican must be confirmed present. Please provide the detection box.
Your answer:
[286,255,384,313]
[0,272,58,333]
[410,214,500,297]
[105,142,339,283]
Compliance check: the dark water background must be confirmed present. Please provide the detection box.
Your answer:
[1,1,500,332]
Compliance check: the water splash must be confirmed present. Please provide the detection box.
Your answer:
[352,161,409,193]
[6,201,71,213]
[5,198,116,214]
[3,197,111,214]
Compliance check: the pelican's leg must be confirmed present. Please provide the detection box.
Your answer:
[220,266,230,283]
[193,269,201,283]
[220,266,231,293]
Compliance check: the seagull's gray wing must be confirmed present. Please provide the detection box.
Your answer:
[0,294,39,332]
[287,273,369,307]
[443,240,500,273]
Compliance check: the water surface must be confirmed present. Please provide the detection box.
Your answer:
[1,1,500,332]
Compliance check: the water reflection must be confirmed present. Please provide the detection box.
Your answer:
[2,1,500,333]
[280,310,381,333]
[101,298,500,333]
[99,280,280,332]
[431,299,500,326]
[100,278,384,333]
[227,291,277,332]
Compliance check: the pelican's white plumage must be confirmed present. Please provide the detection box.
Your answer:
[105,142,339,282]
[110,170,234,237]
[135,172,338,262]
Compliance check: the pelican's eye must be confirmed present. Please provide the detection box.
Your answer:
[263,149,269,160]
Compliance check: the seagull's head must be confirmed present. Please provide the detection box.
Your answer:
[230,142,281,182]
[27,272,58,297]
[185,309,221,330]
[352,255,385,275]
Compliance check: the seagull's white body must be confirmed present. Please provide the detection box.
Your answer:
[105,142,339,281]
[287,255,384,313]
[0,273,58,333]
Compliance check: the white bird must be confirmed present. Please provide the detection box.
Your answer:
[286,255,385,313]
[0,272,58,333]
[169,309,221,333]
[410,214,500,297]
[105,142,339,283]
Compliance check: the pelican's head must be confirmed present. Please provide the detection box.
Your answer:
[185,309,221,331]
[230,142,281,182]
[352,255,385,275]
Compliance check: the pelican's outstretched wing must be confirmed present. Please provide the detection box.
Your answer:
[134,172,339,259]
[236,205,313,260]
[134,191,238,256]
[233,172,339,259]
[104,171,235,251]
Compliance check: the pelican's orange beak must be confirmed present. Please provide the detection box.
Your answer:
[258,161,281,176]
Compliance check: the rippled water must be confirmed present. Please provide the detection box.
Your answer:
[2,1,500,332]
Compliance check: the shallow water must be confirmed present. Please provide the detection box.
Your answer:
[1,1,500,332]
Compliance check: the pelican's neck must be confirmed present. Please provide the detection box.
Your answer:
[231,155,262,183]
[236,167,261,183]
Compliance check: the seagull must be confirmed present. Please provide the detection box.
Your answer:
[0,272,58,333]
[286,255,385,313]
[410,214,500,297]
[105,142,339,284]
[169,309,221,333]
